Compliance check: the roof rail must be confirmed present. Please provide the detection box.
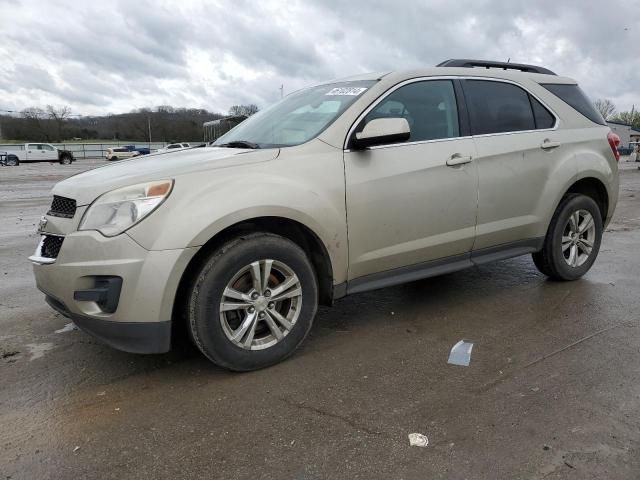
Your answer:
[436,59,556,76]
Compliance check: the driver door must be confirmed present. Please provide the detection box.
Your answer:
[344,79,478,282]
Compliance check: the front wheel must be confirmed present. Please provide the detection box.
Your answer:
[532,193,603,281]
[188,233,318,371]
[59,154,72,165]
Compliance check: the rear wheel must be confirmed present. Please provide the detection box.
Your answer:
[5,155,19,166]
[532,193,603,280]
[188,233,318,371]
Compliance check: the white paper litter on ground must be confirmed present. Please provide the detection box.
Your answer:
[408,433,429,447]
[448,340,474,366]
[55,323,77,334]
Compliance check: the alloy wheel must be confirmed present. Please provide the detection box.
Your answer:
[219,259,303,350]
[562,209,596,267]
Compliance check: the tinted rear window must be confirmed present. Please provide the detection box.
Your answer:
[463,80,535,135]
[541,83,606,125]
[530,96,556,129]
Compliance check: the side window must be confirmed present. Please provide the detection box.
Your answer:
[363,80,460,143]
[530,97,555,129]
[463,80,535,135]
[27,144,38,150]
[42,144,54,151]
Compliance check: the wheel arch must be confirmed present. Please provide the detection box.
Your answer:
[564,177,609,223]
[172,216,336,337]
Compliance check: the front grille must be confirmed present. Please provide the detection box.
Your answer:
[48,195,77,218]
[41,235,64,259]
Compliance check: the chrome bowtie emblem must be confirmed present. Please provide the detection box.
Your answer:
[37,216,48,233]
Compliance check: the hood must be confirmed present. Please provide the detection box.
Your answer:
[53,146,279,205]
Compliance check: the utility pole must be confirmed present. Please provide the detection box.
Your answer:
[280,84,284,98]
[148,115,152,147]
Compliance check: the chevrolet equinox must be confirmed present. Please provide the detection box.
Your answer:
[31,59,620,371]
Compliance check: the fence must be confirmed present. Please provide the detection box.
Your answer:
[52,142,169,159]
[0,142,173,159]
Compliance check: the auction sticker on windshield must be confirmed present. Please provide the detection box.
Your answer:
[326,87,368,96]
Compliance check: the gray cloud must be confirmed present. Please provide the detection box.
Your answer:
[1,0,638,116]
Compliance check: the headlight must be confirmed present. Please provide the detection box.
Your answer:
[79,180,173,237]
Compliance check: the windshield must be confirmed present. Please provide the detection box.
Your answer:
[213,80,376,148]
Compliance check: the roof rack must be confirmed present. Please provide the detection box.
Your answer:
[436,59,556,76]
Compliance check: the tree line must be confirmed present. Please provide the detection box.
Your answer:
[594,99,640,130]
[0,104,259,143]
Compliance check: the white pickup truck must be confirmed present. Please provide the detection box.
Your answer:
[1,143,75,166]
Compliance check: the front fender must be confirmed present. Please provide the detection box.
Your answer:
[127,143,348,282]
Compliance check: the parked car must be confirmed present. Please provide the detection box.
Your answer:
[156,142,191,153]
[2,143,74,164]
[0,151,20,166]
[30,59,619,371]
[617,145,634,156]
[105,147,140,161]
[125,145,151,155]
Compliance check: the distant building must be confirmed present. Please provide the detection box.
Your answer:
[203,116,247,143]
[607,121,640,146]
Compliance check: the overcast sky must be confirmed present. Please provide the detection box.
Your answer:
[1,0,638,116]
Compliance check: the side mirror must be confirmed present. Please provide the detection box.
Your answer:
[351,117,410,149]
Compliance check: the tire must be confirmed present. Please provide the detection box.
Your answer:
[532,193,603,281]
[188,233,318,371]
[59,154,72,165]
[6,155,19,166]
[110,156,118,161]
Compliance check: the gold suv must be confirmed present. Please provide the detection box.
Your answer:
[31,59,620,370]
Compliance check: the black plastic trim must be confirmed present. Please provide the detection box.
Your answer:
[45,295,171,354]
[471,238,544,265]
[453,79,471,137]
[332,282,348,300]
[346,238,544,295]
[348,254,472,295]
[73,276,122,314]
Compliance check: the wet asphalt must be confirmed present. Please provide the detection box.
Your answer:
[1,159,640,480]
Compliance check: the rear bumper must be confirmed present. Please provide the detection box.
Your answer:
[46,295,171,353]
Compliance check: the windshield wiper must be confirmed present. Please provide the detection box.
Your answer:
[215,140,260,149]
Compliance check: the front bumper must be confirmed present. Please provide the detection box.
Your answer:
[46,295,171,354]
[31,229,198,354]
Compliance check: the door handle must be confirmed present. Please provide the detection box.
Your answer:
[446,154,473,166]
[540,139,561,150]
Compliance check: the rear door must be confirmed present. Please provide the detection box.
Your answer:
[41,144,58,161]
[344,79,478,280]
[461,79,560,251]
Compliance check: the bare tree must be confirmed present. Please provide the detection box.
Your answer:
[228,104,259,117]
[46,105,72,141]
[611,105,640,129]
[593,99,616,120]
[22,107,52,140]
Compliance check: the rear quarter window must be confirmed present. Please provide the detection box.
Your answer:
[541,83,606,125]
